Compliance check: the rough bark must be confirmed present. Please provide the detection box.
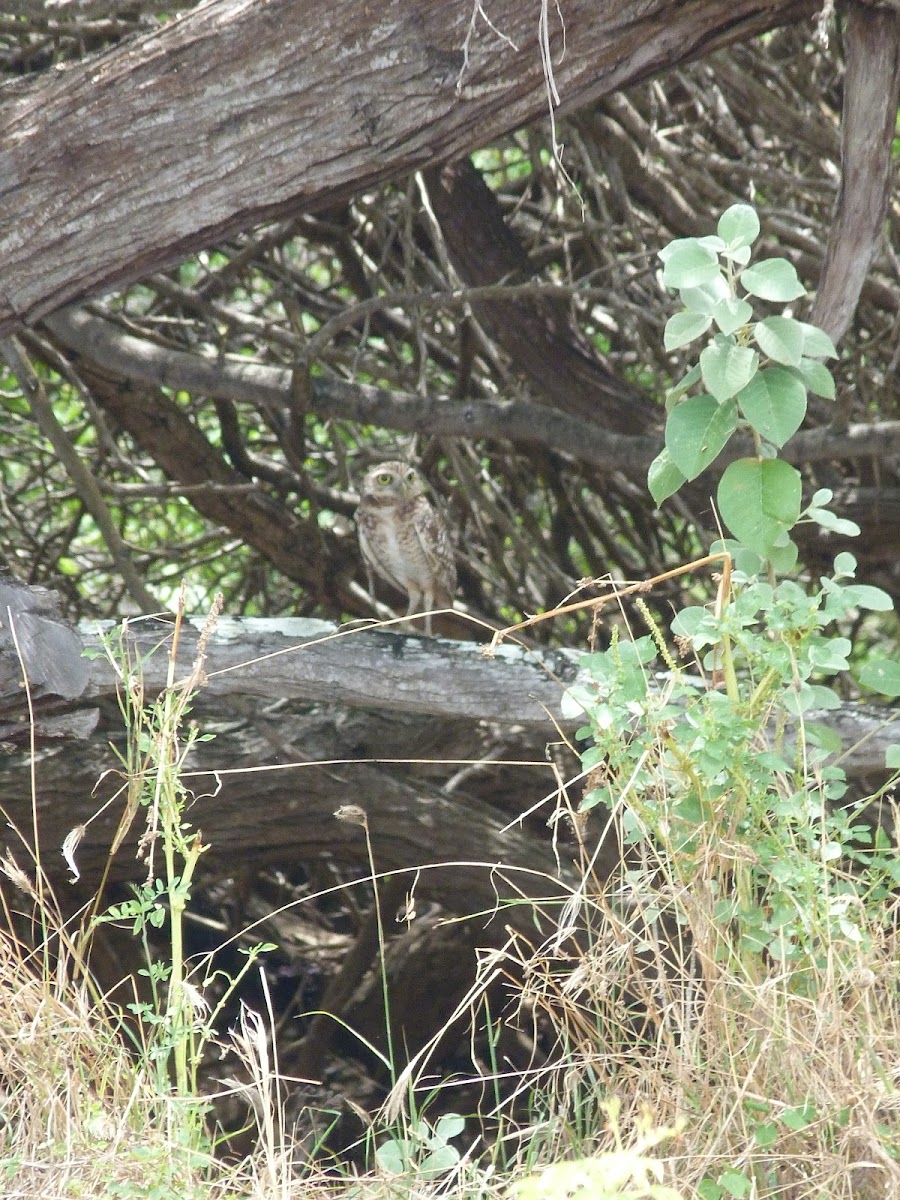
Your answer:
[0,704,588,929]
[809,2,900,345]
[0,598,895,949]
[0,0,817,334]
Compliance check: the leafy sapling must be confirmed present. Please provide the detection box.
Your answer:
[648,202,841,572]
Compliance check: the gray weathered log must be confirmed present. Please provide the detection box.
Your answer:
[2,609,896,768]
[0,577,98,741]
[0,0,816,334]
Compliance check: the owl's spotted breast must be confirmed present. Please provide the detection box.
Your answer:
[355,461,456,635]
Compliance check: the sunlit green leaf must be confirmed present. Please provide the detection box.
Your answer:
[805,507,860,537]
[717,203,760,247]
[841,584,894,611]
[700,338,758,401]
[712,295,753,335]
[663,242,721,288]
[740,258,806,301]
[754,315,805,366]
[664,309,712,351]
[679,274,730,313]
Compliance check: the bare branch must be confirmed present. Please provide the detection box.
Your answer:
[45,306,900,473]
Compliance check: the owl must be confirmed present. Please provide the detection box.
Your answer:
[355,461,457,635]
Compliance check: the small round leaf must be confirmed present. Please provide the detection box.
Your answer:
[740,258,806,301]
[717,203,760,247]
[664,309,712,351]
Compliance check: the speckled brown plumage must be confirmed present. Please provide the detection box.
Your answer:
[355,461,456,635]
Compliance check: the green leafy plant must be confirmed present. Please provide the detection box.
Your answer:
[565,203,898,978]
[375,1112,465,1179]
[648,202,842,572]
[91,593,273,1130]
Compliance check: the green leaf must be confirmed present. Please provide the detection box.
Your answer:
[781,1105,816,1131]
[719,1169,753,1198]
[717,203,760,247]
[698,234,727,253]
[797,321,837,359]
[665,362,703,408]
[754,315,805,366]
[700,338,758,401]
[737,367,807,447]
[789,358,835,399]
[679,274,730,313]
[740,258,806,301]
[886,745,900,768]
[805,722,843,754]
[664,309,712,351]
[833,551,857,577]
[433,1114,465,1140]
[698,1181,724,1200]
[841,584,894,611]
[766,537,798,573]
[784,682,841,714]
[666,394,738,479]
[648,448,687,505]
[712,295,753,336]
[717,458,802,555]
[859,658,900,697]
[805,507,860,537]
[808,636,852,671]
[662,241,721,289]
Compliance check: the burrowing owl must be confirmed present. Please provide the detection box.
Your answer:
[356,461,456,635]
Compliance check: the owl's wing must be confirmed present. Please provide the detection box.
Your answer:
[412,498,457,605]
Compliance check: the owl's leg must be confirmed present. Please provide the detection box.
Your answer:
[421,586,435,637]
[404,585,431,636]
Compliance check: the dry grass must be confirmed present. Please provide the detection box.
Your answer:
[499,871,900,1199]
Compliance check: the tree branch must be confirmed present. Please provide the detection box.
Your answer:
[45,306,900,474]
[0,0,816,333]
[809,2,900,344]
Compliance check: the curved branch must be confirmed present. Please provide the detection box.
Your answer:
[45,306,900,474]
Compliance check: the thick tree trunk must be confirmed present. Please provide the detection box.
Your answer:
[0,0,816,334]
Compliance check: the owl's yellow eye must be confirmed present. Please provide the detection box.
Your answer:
[406,470,416,482]
[376,472,393,485]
